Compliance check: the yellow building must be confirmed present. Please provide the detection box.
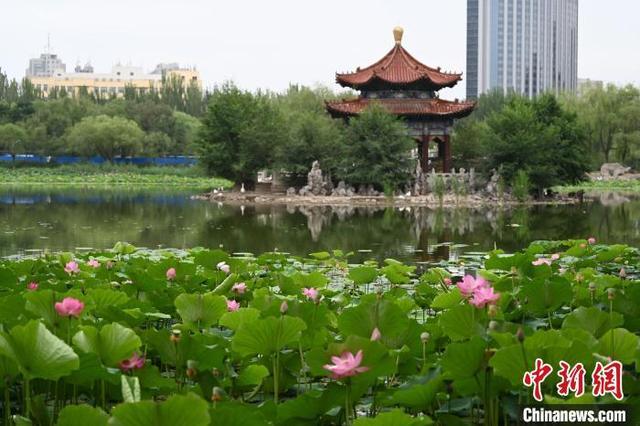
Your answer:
[28,63,201,98]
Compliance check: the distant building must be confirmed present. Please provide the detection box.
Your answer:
[466,0,579,99]
[577,78,604,96]
[27,53,201,98]
[26,53,66,77]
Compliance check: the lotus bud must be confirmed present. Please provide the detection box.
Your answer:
[420,332,430,343]
[370,327,382,341]
[186,360,198,378]
[280,300,288,314]
[607,288,615,301]
[211,387,224,402]
[619,268,627,279]
[510,266,518,275]
[516,327,525,343]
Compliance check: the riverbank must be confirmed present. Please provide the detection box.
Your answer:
[0,164,232,190]
[194,190,582,207]
[556,178,640,193]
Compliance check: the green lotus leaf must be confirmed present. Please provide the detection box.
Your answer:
[57,405,108,426]
[597,328,640,364]
[73,323,141,368]
[348,266,379,285]
[441,336,487,379]
[562,306,624,338]
[232,316,307,357]
[108,392,209,426]
[438,304,486,341]
[353,409,431,425]
[174,292,227,327]
[236,364,270,387]
[0,320,78,380]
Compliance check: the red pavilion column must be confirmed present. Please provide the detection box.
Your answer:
[442,135,451,173]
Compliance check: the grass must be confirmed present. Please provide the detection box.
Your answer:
[0,164,233,190]
[556,179,640,193]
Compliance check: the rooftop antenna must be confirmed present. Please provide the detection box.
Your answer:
[45,33,52,54]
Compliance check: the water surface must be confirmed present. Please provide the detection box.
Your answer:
[1,187,638,261]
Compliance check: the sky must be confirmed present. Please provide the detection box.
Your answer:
[1,0,639,100]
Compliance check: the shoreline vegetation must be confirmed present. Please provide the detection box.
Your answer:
[0,164,232,189]
[556,179,640,193]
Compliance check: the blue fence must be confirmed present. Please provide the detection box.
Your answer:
[0,154,198,166]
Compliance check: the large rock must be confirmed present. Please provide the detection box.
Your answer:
[600,163,631,179]
[307,161,325,195]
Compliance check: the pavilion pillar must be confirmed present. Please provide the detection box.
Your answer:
[420,136,429,172]
[442,135,451,173]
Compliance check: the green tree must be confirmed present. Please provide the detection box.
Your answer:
[273,85,345,183]
[197,82,287,185]
[0,123,27,160]
[339,104,414,191]
[66,115,144,161]
[484,94,588,195]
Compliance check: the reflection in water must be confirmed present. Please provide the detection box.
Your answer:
[1,187,639,261]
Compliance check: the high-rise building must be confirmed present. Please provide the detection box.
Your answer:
[26,53,67,77]
[466,0,578,99]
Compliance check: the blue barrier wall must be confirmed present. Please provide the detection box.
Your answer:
[0,154,198,166]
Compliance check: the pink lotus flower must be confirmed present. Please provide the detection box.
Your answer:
[323,350,369,379]
[532,258,552,266]
[280,300,289,314]
[119,353,145,372]
[370,327,381,341]
[55,297,84,317]
[87,259,100,268]
[232,282,247,294]
[217,262,230,274]
[457,275,488,297]
[443,277,452,286]
[227,299,240,312]
[302,287,319,302]
[470,285,501,308]
[588,237,596,245]
[551,253,561,261]
[64,261,80,275]
[166,267,176,280]
[27,282,38,291]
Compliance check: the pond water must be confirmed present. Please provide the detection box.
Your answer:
[1,187,638,261]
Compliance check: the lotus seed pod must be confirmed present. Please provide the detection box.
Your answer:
[487,304,498,318]
[420,332,430,343]
[170,330,181,343]
[516,327,525,343]
[212,367,220,377]
[607,288,615,300]
[588,282,596,292]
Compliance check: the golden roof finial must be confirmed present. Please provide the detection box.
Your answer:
[393,26,404,45]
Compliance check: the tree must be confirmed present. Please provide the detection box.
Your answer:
[338,104,415,191]
[483,94,588,195]
[66,115,144,161]
[197,82,287,185]
[0,123,27,160]
[273,85,345,183]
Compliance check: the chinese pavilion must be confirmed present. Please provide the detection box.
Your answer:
[326,27,475,173]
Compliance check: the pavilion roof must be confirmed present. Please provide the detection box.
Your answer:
[335,27,462,90]
[325,97,476,119]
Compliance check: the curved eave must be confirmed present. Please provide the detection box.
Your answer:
[325,98,476,120]
[335,74,462,91]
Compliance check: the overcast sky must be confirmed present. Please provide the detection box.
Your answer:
[1,0,638,100]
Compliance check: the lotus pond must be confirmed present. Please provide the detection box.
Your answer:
[0,238,639,425]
